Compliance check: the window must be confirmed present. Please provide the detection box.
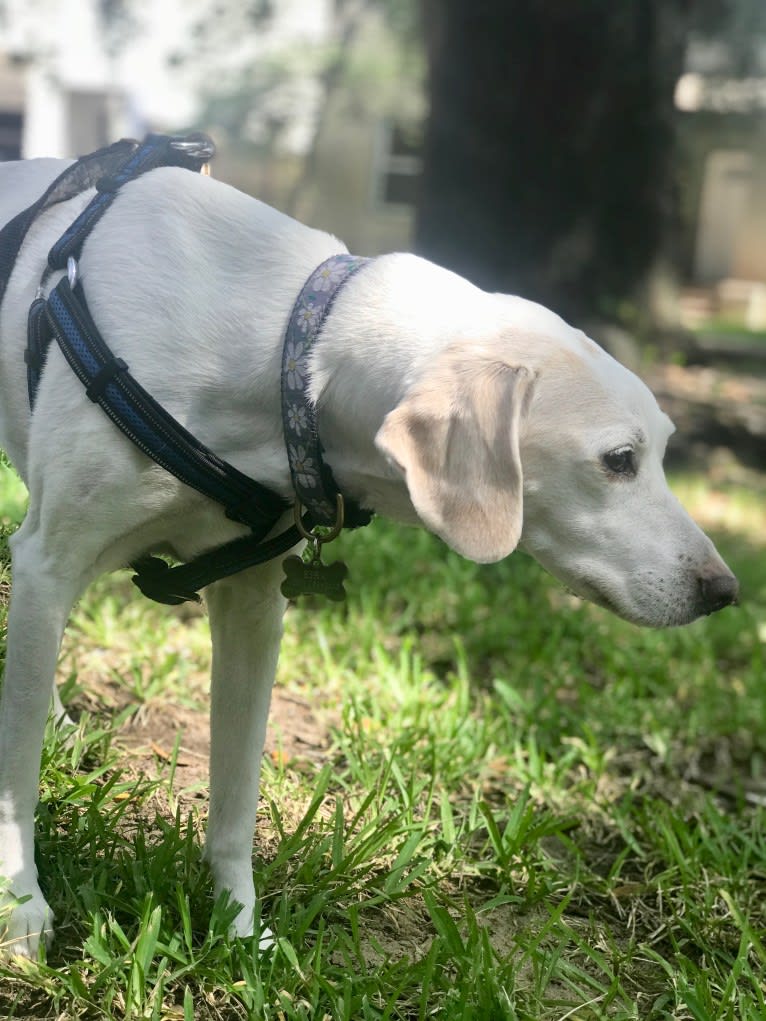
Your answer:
[694,150,753,282]
[374,121,422,208]
[0,110,23,161]
[66,90,111,155]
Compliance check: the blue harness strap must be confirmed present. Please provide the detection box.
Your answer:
[16,132,372,604]
[3,140,144,408]
[25,296,51,405]
[21,135,214,409]
[45,275,289,534]
[47,133,214,270]
[46,268,309,603]
[0,138,140,315]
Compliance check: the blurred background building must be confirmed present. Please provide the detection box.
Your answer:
[0,0,423,256]
[677,37,766,329]
[1,0,765,338]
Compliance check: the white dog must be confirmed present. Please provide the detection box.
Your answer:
[0,156,737,957]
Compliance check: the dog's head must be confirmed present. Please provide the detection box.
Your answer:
[375,298,737,627]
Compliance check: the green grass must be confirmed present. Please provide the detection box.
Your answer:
[1,458,765,1019]
[695,321,766,346]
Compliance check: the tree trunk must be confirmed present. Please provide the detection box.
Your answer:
[416,0,689,324]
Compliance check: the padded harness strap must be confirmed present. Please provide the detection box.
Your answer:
[131,519,308,605]
[0,138,140,313]
[4,140,143,405]
[46,277,289,533]
[15,132,372,604]
[25,296,52,406]
[47,134,214,270]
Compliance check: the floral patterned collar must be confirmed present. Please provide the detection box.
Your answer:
[281,253,374,528]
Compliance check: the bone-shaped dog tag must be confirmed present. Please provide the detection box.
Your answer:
[281,552,348,602]
[282,496,349,602]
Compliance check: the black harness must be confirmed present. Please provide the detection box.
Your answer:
[0,133,370,604]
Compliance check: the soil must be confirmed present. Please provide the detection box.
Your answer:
[114,683,333,801]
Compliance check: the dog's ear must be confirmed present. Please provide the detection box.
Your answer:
[375,350,535,563]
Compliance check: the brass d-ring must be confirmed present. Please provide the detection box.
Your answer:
[294,493,345,543]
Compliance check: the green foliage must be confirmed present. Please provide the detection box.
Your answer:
[0,456,25,528]
[696,321,766,345]
[1,458,765,1018]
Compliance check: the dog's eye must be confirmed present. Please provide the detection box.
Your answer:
[602,446,636,477]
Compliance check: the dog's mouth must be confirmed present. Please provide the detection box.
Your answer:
[566,576,692,628]
[526,548,664,624]
[565,579,620,616]
[527,551,620,616]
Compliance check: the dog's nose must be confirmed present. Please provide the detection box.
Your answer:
[699,571,739,615]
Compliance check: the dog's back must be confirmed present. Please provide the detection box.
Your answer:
[0,160,340,481]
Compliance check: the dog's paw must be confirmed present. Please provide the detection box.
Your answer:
[208,856,273,949]
[222,892,273,950]
[257,924,275,951]
[0,888,54,959]
[230,916,274,952]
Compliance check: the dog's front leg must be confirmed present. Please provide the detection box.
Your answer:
[204,556,289,944]
[0,522,83,957]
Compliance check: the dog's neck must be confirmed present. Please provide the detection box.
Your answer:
[305,252,502,526]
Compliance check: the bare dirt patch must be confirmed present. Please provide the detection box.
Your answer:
[117,684,333,798]
[59,670,334,812]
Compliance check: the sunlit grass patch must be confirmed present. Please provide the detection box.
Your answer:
[0,457,26,527]
[671,464,766,548]
[1,452,765,1018]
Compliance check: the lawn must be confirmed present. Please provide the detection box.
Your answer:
[1,455,765,1020]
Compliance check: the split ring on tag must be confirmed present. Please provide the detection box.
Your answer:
[281,494,349,602]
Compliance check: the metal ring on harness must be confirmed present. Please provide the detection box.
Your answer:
[294,493,345,544]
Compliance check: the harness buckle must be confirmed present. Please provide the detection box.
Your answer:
[170,136,216,161]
